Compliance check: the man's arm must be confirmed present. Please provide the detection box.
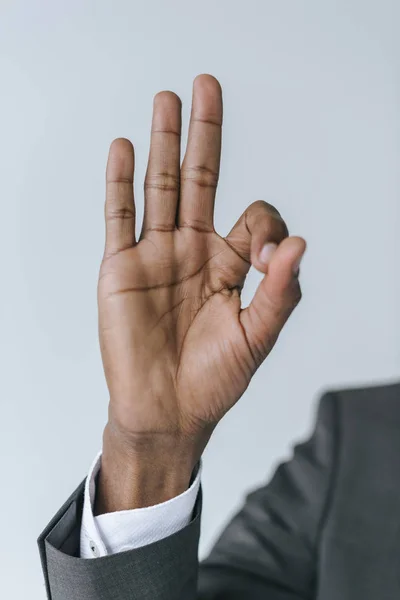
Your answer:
[80,453,201,558]
[38,391,337,600]
[39,74,308,599]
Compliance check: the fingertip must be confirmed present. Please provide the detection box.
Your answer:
[254,242,278,272]
[291,237,307,276]
[292,235,307,255]
[273,236,306,263]
[263,236,307,287]
[109,137,134,154]
[193,74,222,92]
[153,90,182,108]
[191,74,223,125]
[106,138,135,181]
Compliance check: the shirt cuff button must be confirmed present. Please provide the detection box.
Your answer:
[89,540,99,557]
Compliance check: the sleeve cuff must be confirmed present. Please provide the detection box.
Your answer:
[80,451,201,559]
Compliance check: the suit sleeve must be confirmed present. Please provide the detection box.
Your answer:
[197,391,338,599]
[37,392,338,600]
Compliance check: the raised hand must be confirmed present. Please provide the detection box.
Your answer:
[96,75,306,512]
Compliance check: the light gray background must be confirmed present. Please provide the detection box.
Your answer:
[1,1,399,598]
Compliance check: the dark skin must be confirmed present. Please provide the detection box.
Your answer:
[95,74,306,514]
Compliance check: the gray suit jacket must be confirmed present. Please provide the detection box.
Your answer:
[38,381,400,599]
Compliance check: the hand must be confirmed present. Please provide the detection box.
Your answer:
[96,75,306,511]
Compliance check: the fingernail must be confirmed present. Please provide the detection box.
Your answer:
[293,253,304,276]
[259,243,277,265]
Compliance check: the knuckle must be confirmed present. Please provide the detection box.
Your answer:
[107,177,133,185]
[181,165,219,189]
[250,199,268,211]
[144,171,179,193]
[246,201,288,238]
[105,206,135,222]
[291,282,303,306]
[250,200,282,219]
[178,219,214,233]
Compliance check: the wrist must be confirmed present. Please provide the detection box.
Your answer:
[94,422,201,515]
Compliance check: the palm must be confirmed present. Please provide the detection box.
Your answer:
[99,227,255,433]
[99,75,305,441]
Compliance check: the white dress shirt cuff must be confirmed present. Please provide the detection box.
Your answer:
[80,451,201,559]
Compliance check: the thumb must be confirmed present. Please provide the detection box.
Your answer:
[240,236,306,365]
